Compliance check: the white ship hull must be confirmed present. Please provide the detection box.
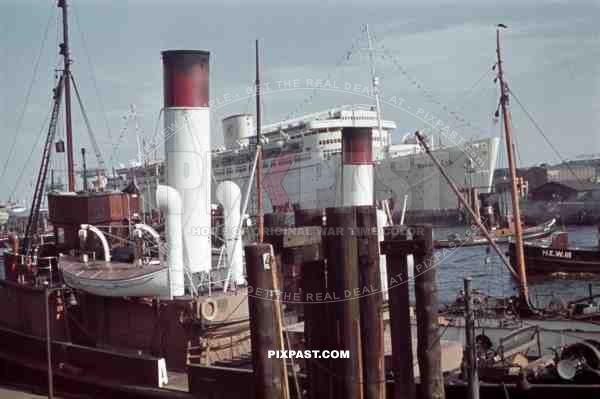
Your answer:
[211,137,500,214]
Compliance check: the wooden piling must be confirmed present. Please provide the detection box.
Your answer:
[380,226,416,399]
[294,208,331,399]
[413,224,445,399]
[264,212,292,305]
[325,207,363,399]
[356,206,385,399]
[244,243,289,399]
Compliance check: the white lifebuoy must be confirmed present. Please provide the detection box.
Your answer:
[200,298,218,321]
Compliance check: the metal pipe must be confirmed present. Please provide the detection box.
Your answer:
[156,185,185,298]
[133,223,162,263]
[414,131,520,280]
[223,148,260,293]
[217,181,245,287]
[400,194,408,225]
[79,224,111,262]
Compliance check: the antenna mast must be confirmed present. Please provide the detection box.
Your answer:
[58,0,75,192]
[255,39,264,243]
[365,24,386,154]
[496,25,529,302]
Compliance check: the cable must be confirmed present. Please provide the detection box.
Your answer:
[7,104,54,201]
[508,88,587,185]
[72,2,113,146]
[378,43,487,134]
[0,3,55,190]
[452,66,496,116]
[283,29,364,121]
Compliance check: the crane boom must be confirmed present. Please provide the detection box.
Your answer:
[71,74,106,173]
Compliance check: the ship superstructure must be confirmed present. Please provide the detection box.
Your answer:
[110,106,499,217]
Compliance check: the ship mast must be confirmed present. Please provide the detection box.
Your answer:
[364,24,386,154]
[255,39,264,243]
[495,25,529,302]
[58,0,75,192]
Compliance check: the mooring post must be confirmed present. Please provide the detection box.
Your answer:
[244,243,290,399]
[413,224,445,399]
[381,226,416,399]
[357,206,385,399]
[294,208,331,399]
[464,277,480,399]
[325,207,363,399]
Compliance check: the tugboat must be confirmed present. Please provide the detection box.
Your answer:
[0,2,250,395]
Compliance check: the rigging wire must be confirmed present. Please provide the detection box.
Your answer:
[7,103,54,202]
[70,73,106,170]
[507,110,522,169]
[508,87,588,186]
[0,4,55,190]
[72,2,113,147]
[377,42,495,136]
[283,30,365,121]
[452,66,496,119]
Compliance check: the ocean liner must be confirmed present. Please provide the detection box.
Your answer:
[110,108,500,218]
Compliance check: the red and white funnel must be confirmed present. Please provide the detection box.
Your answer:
[340,127,374,206]
[162,50,211,274]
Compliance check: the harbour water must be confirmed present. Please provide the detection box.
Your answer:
[2,226,598,309]
[434,225,600,307]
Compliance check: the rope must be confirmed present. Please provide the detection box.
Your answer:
[508,87,588,186]
[283,30,364,121]
[0,3,55,191]
[377,42,487,133]
[7,104,54,201]
[451,65,497,122]
[72,2,113,147]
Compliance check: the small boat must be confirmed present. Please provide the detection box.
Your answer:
[435,218,557,248]
[508,229,600,275]
[60,254,170,298]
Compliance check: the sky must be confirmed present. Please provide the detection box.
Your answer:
[0,0,599,201]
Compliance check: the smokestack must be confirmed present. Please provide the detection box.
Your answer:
[340,127,374,206]
[162,50,211,273]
